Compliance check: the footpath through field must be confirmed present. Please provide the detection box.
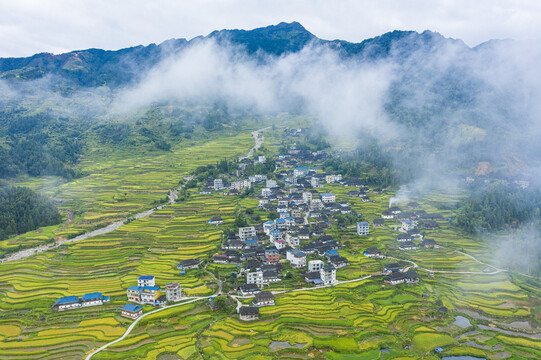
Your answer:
[386,247,507,275]
[1,128,270,264]
[85,297,205,360]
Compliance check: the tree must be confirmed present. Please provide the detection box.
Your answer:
[0,186,62,241]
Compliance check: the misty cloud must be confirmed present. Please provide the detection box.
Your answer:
[491,222,541,275]
[114,39,398,141]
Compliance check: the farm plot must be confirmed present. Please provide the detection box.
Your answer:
[3,131,253,252]
[0,191,238,359]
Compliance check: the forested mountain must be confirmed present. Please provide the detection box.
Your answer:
[0,22,489,87]
[0,22,539,186]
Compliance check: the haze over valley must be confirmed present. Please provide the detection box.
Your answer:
[0,6,540,359]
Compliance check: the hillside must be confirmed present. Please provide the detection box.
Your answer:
[1,22,538,183]
[0,22,540,360]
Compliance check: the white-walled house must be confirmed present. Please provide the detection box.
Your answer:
[357,222,369,235]
[121,303,143,319]
[308,260,324,272]
[263,221,276,235]
[321,193,336,203]
[261,187,272,197]
[320,263,337,285]
[138,275,155,287]
[239,227,257,241]
[286,250,306,268]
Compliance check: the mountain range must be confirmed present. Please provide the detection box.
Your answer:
[0,22,487,87]
[0,22,539,183]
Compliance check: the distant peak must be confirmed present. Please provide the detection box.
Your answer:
[274,21,307,30]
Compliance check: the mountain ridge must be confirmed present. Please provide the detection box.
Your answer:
[0,22,482,87]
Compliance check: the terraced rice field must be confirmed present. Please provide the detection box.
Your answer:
[0,191,246,358]
[1,128,541,359]
[2,131,253,254]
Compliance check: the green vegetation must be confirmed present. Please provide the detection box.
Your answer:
[455,182,541,233]
[1,22,541,360]
[0,185,61,241]
[0,125,540,359]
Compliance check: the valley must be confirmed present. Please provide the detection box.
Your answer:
[0,123,539,360]
[0,20,540,360]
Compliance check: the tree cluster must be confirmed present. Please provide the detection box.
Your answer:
[454,182,541,234]
[0,186,62,241]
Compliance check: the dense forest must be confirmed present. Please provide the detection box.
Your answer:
[0,109,84,179]
[0,186,62,240]
[454,182,541,234]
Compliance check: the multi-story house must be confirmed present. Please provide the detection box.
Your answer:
[138,275,155,287]
[308,260,324,272]
[320,263,337,285]
[286,250,306,268]
[357,222,369,235]
[321,193,336,203]
[140,286,161,304]
[165,282,182,302]
[238,227,257,241]
[213,178,224,191]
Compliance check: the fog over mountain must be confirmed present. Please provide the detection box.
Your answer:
[2,22,540,181]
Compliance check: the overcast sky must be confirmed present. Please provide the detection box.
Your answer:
[1,0,540,57]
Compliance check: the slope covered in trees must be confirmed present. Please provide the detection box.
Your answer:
[454,182,541,234]
[0,186,62,240]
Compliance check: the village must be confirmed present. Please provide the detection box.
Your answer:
[51,129,446,322]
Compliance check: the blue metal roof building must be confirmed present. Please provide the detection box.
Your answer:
[54,296,79,305]
[245,239,258,246]
[121,303,143,312]
[81,292,102,301]
[143,286,160,291]
[325,249,339,257]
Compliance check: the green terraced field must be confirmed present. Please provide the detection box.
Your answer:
[1,130,254,255]
[1,127,540,360]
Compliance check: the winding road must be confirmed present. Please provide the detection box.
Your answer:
[85,127,271,359]
[239,127,270,161]
[86,297,204,360]
[1,128,269,264]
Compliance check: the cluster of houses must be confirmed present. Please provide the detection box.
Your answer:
[234,289,277,321]
[379,205,444,232]
[52,292,110,311]
[353,202,444,286]
[203,143,439,319]
[373,204,443,252]
[382,263,420,285]
[214,218,350,293]
[122,276,183,319]
[49,134,454,322]
[206,157,362,301]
